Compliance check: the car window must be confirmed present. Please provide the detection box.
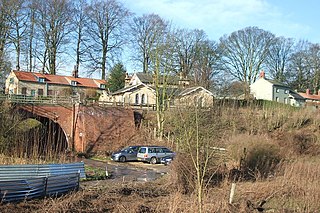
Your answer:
[162,148,171,153]
[149,148,156,153]
[139,147,146,153]
[156,148,163,153]
[132,146,140,151]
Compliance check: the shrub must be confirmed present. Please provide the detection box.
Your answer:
[244,143,281,178]
[285,131,320,156]
[228,134,282,180]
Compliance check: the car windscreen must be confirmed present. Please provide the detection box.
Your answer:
[121,147,131,152]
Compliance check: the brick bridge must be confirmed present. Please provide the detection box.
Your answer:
[17,104,137,153]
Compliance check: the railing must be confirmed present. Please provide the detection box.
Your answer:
[0,94,80,105]
[0,162,86,202]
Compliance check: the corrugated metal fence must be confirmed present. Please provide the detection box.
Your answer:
[0,162,86,202]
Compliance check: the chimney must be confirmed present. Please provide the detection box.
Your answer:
[72,65,78,78]
[306,89,310,95]
[259,70,265,79]
[124,72,131,87]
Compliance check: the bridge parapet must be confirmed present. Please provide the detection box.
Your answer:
[0,94,80,105]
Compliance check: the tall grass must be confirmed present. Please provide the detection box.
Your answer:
[0,102,69,164]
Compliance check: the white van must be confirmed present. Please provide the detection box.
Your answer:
[137,146,175,164]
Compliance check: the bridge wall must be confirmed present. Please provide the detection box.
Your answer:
[19,105,136,153]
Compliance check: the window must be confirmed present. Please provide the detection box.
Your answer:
[194,96,197,105]
[156,148,163,153]
[284,98,288,104]
[276,88,280,93]
[9,77,14,84]
[38,88,43,96]
[162,148,172,153]
[141,94,145,104]
[276,97,279,102]
[71,81,77,86]
[31,90,35,96]
[135,94,139,104]
[285,90,289,94]
[198,97,204,107]
[149,148,156,153]
[48,90,53,96]
[100,84,106,89]
[21,87,27,95]
[38,77,45,83]
[138,148,146,154]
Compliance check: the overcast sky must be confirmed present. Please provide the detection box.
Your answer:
[120,0,320,43]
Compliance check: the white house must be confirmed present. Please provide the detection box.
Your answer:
[250,71,305,107]
[100,72,214,108]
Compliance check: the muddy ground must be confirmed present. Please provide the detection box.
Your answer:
[0,159,175,213]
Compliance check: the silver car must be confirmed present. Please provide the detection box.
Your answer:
[137,146,175,164]
[111,146,141,162]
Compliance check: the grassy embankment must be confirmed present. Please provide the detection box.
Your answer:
[0,101,319,212]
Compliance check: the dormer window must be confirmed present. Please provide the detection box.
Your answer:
[100,84,106,89]
[71,81,77,86]
[38,77,45,83]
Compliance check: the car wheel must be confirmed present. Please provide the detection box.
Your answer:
[119,156,126,162]
[150,157,157,164]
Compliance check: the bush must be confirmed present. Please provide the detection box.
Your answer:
[245,143,281,178]
[228,134,282,180]
[284,131,320,156]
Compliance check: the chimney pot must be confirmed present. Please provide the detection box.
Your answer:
[259,70,265,79]
[72,65,78,78]
[306,89,310,95]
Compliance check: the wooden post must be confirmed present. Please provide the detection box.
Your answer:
[229,183,236,204]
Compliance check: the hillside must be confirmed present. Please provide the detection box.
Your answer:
[0,103,319,212]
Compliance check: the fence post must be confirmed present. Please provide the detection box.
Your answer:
[77,170,80,191]
[105,165,109,177]
[229,183,236,204]
[44,176,48,197]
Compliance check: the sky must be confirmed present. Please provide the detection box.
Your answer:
[119,0,320,44]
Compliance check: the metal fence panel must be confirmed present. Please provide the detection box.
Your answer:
[0,177,46,202]
[0,162,86,180]
[0,173,81,202]
[46,173,79,196]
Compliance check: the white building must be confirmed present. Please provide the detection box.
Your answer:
[250,71,305,107]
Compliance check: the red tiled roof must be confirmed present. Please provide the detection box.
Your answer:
[13,70,106,89]
[298,92,320,101]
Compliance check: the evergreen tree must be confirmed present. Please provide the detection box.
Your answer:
[107,63,126,92]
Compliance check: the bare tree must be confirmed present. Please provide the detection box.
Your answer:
[306,43,320,93]
[287,40,310,91]
[193,39,220,90]
[174,29,206,78]
[85,0,130,79]
[174,108,222,213]
[265,36,294,83]
[150,29,176,139]
[71,0,88,75]
[33,0,73,74]
[7,0,29,71]
[0,0,14,72]
[25,0,36,72]
[129,13,168,73]
[219,27,275,95]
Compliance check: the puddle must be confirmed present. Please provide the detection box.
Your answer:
[106,164,165,182]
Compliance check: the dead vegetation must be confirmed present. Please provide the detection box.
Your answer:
[0,102,320,212]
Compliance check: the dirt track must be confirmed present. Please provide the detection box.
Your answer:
[80,158,169,183]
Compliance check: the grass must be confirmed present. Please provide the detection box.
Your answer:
[0,104,319,212]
